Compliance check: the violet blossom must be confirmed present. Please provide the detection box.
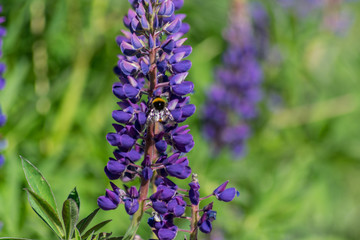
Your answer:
[97,1,239,239]
[202,1,267,158]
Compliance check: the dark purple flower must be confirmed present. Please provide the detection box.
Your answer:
[213,180,240,202]
[149,214,178,240]
[189,181,200,205]
[198,202,217,234]
[97,183,122,210]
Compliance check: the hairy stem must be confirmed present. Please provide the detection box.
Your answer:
[123,47,158,240]
[190,204,199,240]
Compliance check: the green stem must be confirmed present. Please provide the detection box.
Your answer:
[190,204,199,240]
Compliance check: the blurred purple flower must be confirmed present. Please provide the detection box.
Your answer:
[202,1,267,158]
[0,5,6,167]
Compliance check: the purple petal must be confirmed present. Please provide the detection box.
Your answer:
[213,181,229,195]
[170,109,182,122]
[106,133,121,146]
[128,186,139,198]
[169,52,185,64]
[164,18,181,34]
[172,60,191,73]
[142,167,153,180]
[166,164,191,179]
[120,41,137,56]
[112,110,132,123]
[181,104,196,118]
[120,60,139,76]
[218,188,238,202]
[107,159,126,175]
[152,201,168,214]
[127,148,142,162]
[104,166,122,180]
[169,73,188,85]
[140,14,150,30]
[172,133,193,146]
[173,45,192,57]
[113,83,126,99]
[199,220,212,234]
[97,196,118,210]
[172,0,184,10]
[120,134,136,149]
[157,228,177,240]
[124,199,139,215]
[158,1,174,17]
[171,81,194,96]
[162,39,175,54]
[123,84,139,98]
[155,140,168,153]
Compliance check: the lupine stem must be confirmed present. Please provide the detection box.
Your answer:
[123,47,158,240]
[190,204,199,240]
[199,194,213,201]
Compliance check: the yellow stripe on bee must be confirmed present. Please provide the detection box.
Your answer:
[152,97,166,104]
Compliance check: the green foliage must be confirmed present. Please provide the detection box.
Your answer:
[3,157,116,240]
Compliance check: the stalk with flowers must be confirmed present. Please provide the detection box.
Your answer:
[97,0,239,239]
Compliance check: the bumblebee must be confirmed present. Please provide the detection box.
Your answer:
[146,97,174,124]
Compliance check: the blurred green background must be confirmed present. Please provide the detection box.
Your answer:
[1,0,360,239]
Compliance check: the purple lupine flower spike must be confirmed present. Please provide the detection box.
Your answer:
[0,5,6,167]
[202,0,268,158]
[99,1,239,238]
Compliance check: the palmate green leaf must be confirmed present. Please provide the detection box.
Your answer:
[74,228,82,240]
[24,188,64,238]
[67,187,80,210]
[62,198,79,240]
[76,208,100,234]
[21,156,59,213]
[81,220,112,240]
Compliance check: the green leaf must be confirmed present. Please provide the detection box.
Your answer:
[21,156,58,213]
[96,232,112,240]
[67,187,80,210]
[89,232,97,240]
[81,220,112,240]
[76,208,100,234]
[62,198,79,240]
[74,228,82,240]
[24,188,64,238]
